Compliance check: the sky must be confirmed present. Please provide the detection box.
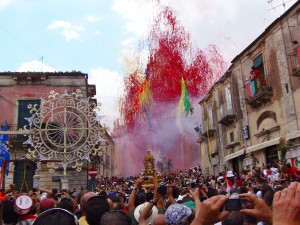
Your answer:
[0,0,297,130]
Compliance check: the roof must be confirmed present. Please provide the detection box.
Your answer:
[0,71,88,78]
[231,1,300,64]
[199,0,300,105]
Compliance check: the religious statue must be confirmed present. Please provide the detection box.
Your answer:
[143,150,155,176]
[142,149,162,187]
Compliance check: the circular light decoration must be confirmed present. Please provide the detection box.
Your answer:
[24,90,105,174]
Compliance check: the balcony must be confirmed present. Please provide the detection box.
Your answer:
[245,86,273,109]
[201,119,216,137]
[225,140,240,149]
[197,133,206,143]
[218,103,236,126]
[292,67,300,77]
[88,84,96,97]
[0,124,29,147]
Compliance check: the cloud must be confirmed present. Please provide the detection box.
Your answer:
[47,20,84,41]
[85,15,101,23]
[112,0,153,36]
[62,30,81,41]
[17,60,57,72]
[0,0,14,10]
[113,0,297,64]
[121,37,137,47]
[89,68,124,129]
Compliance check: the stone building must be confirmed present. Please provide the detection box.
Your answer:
[198,1,300,174]
[0,71,116,191]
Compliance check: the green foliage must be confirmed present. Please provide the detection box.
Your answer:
[278,141,294,165]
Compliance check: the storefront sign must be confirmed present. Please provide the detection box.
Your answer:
[52,176,61,181]
[242,126,250,139]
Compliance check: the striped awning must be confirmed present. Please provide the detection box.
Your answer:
[246,137,282,154]
[286,131,300,141]
[224,149,245,162]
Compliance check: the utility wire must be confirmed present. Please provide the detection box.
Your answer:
[0,24,41,58]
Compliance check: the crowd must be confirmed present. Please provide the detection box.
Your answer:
[1,162,300,225]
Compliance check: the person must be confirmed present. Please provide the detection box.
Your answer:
[14,194,37,225]
[164,204,193,225]
[100,210,132,225]
[285,162,298,182]
[56,197,74,213]
[152,214,167,225]
[135,202,159,225]
[289,40,300,65]
[3,197,19,225]
[127,177,150,225]
[291,40,300,53]
[33,208,78,225]
[250,66,266,92]
[85,195,110,225]
[239,192,272,224]
[77,192,96,225]
[189,188,229,225]
[221,211,244,225]
[225,171,235,193]
[272,182,300,225]
[39,197,56,213]
[138,182,161,225]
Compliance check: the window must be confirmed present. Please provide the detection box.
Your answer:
[13,161,36,192]
[230,132,234,142]
[208,104,214,128]
[253,54,265,79]
[265,146,279,165]
[18,99,40,142]
[225,85,233,113]
[18,99,41,130]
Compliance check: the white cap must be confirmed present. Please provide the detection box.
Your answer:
[226,171,234,177]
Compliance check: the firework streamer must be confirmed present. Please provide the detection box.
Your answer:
[138,79,152,109]
[118,2,227,174]
[176,77,192,135]
[138,76,153,129]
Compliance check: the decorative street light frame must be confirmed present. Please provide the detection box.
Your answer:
[22,89,105,175]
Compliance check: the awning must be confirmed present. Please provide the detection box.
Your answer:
[246,137,282,154]
[224,149,245,162]
[286,131,300,141]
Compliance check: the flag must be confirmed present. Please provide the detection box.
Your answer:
[0,122,10,176]
[177,77,192,117]
[138,79,152,109]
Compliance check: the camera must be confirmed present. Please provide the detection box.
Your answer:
[224,198,246,211]
[191,182,196,189]
[56,193,62,198]
[158,184,167,196]
[200,196,208,202]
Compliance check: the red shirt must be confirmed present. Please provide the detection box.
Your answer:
[285,167,298,179]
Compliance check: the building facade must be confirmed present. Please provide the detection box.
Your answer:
[199,1,300,174]
[0,71,116,191]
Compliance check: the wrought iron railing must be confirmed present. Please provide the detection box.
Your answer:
[219,103,235,120]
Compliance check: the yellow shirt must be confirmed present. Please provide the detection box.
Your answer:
[78,216,89,225]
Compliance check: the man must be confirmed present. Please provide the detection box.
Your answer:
[165,204,193,225]
[85,196,110,225]
[152,214,167,225]
[78,192,96,225]
[285,162,298,182]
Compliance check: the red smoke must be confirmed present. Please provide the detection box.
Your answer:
[117,3,227,176]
